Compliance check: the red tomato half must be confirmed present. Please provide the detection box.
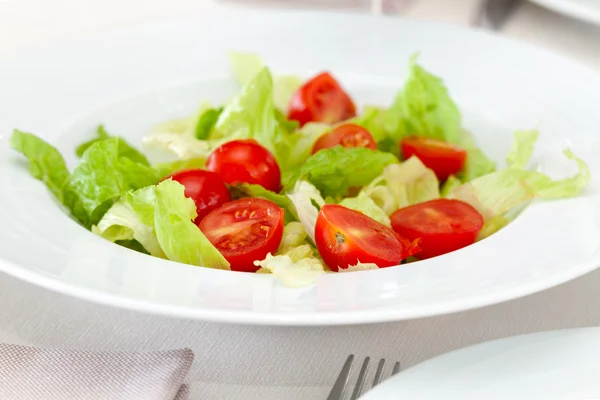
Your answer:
[401,136,467,180]
[288,72,356,126]
[311,123,377,154]
[206,139,282,192]
[390,199,484,260]
[199,198,284,272]
[165,169,231,224]
[315,205,421,271]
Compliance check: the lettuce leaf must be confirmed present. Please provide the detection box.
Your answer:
[92,199,165,258]
[277,222,310,254]
[253,252,325,287]
[290,147,398,198]
[449,149,590,239]
[338,262,380,272]
[229,183,299,224]
[362,156,439,215]
[386,55,462,145]
[456,130,497,181]
[339,192,391,227]
[10,130,70,201]
[94,180,230,269]
[287,181,325,243]
[229,51,302,112]
[440,174,462,197]
[254,221,326,286]
[359,56,495,181]
[213,68,279,147]
[153,158,207,179]
[75,125,150,167]
[152,180,229,268]
[62,138,161,227]
[143,132,214,160]
[195,107,223,140]
[506,129,539,170]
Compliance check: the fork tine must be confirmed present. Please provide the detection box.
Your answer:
[371,358,386,387]
[349,357,371,400]
[392,361,401,375]
[326,354,354,400]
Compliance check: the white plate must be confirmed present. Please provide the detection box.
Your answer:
[1,10,600,326]
[362,327,600,399]
[529,0,600,26]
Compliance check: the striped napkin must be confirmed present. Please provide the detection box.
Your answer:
[0,344,194,400]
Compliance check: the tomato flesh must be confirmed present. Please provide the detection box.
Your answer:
[288,72,356,126]
[390,199,484,259]
[312,123,377,154]
[206,139,282,193]
[199,198,284,272]
[315,205,420,271]
[165,169,231,224]
[401,136,467,180]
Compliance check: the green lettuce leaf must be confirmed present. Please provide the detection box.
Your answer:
[229,51,302,112]
[277,221,310,254]
[456,130,497,181]
[351,106,389,143]
[383,55,461,149]
[143,132,215,160]
[153,180,229,268]
[229,183,299,224]
[254,252,325,287]
[506,129,539,170]
[287,181,326,243]
[440,174,462,197]
[10,130,70,201]
[62,137,161,227]
[94,180,230,269]
[153,158,207,179]
[339,192,391,227]
[290,147,398,198]
[195,107,223,140]
[360,56,495,181]
[75,125,150,166]
[449,149,590,239]
[92,199,165,257]
[362,156,439,215]
[75,125,109,157]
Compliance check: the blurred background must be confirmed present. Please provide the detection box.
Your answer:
[1,0,600,69]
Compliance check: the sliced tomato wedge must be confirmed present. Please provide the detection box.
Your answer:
[401,136,467,180]
[199,198,284,272]
[311,123,377,154]
[315,205,421,271]
[390,199,484,259]
[288,72,356,126]
[165,169,231,224]
[206,139,282,193]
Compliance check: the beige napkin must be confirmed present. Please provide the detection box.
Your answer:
[0,344,194,400]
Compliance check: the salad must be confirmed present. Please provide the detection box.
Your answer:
[10,53,590,287]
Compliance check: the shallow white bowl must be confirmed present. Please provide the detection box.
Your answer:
[1,10,600,325]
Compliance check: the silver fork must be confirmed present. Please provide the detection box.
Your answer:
[326,355,401,400]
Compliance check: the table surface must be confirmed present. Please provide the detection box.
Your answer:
[2,1,600,399]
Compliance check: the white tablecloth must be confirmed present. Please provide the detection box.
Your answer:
[2,1,600,399]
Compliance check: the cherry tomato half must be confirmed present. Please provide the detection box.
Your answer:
[311,123,377,154]
[206,139,282,193]
[288,72,356,126]
[199,198,284,272]
[315,205,421,271]
[401,136,467,180]
[390,199,484,260]
[165,169,231,224]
